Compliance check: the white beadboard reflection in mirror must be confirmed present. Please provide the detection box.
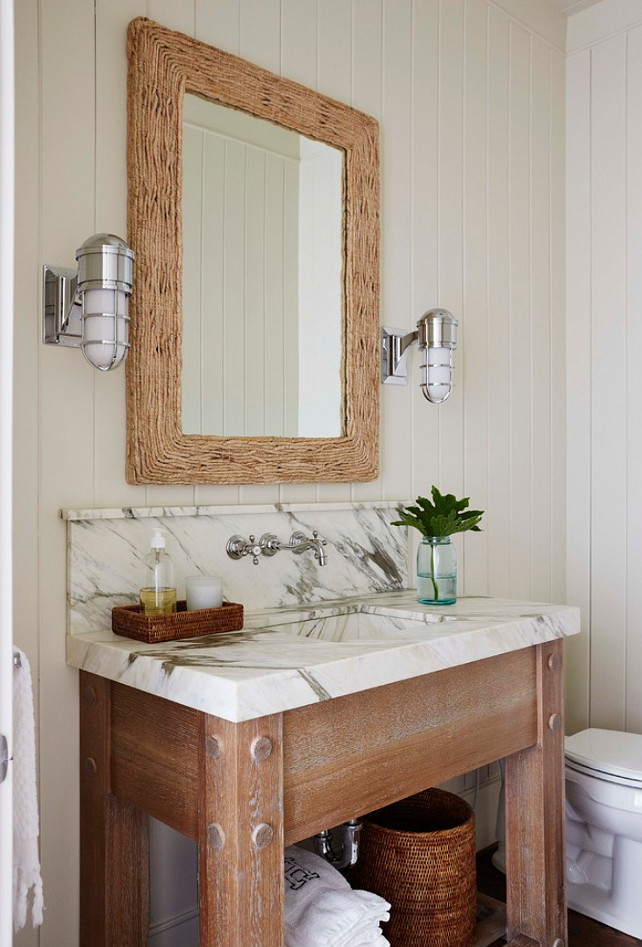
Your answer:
[181,94,343,438]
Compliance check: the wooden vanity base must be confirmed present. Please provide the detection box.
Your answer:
[79,640,567,947]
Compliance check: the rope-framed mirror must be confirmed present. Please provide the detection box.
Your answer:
[126,17,380,485]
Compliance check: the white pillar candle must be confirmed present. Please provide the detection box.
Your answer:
[185,575,224,610]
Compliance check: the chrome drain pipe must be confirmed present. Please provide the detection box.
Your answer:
[313,819,362,869]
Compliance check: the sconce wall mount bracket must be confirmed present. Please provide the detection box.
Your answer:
[43,264,82,348]
[381,326,417,385]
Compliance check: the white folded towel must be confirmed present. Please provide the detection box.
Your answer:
[284,845,390,947]
[12,648,43,931]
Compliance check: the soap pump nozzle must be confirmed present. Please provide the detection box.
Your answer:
[150,527,166,550]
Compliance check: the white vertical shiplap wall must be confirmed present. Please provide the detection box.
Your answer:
[567,2,642,735]
[12,1,566,944]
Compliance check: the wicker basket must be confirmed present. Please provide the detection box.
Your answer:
[352,788,476,947]
[112,600,244,643]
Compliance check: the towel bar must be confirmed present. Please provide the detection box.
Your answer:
[13,650,21,669]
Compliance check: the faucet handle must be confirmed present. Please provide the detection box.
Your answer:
[226,534,263,565]
[289,530,309,553]
[312,531,327,561]
[259,533,280,557]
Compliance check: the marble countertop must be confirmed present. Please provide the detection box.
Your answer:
[66,592,580,722]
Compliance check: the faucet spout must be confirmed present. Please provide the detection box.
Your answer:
[289,530,328,566]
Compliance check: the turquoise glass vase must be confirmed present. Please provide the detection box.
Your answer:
[416,536,457,605]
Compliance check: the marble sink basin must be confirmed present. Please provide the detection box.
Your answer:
[244,607,454,642]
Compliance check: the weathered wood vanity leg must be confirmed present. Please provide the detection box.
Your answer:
[504,640,567,947]
[198,711,285,946]
[79,671,149,946]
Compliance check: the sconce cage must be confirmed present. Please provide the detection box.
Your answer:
[381,308,458,404]
[42,233,135,371]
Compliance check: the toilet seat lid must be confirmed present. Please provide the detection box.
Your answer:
[565,728,642,784]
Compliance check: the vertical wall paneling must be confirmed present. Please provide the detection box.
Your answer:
[280,0,317,90]
[283,158,300,437]
[486,9,512,598]
[565,48,591,734]
[624,26,642,732]
[436,0,465,495]
[222,140,246,434]
[410,0,441,520]
[181,122,206,435]
[549,45,566,609]
[147,0,195,34]
[589,35,627,730]
[13,1,567,942]
[202,135,226,436]
[566,4,642,735]
[244,147,267,436]
[530,38,553,601]
[461,0,489,595]
[380,0,413,502]
[317,0,351,102]
[263,155,286,435]
[240,0,280,73]
[508,23,533,599]
[196,0,240,55]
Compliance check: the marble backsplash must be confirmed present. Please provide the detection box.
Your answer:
[63,502,409,636]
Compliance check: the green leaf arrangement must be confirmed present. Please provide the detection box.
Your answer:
[393,487,484,602]
[392,486,484,539]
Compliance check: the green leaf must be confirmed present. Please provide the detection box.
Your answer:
[393,486,484,539]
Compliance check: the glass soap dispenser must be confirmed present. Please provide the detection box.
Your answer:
[140,527,177,616]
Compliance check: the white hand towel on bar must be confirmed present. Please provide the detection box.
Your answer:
[284,845,390,947]
[12,648,43,931]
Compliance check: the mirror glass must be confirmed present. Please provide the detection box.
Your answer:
[181,95,343,438]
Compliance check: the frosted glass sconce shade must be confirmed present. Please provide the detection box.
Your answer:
[381,308,458,404]
[43,233,135,371]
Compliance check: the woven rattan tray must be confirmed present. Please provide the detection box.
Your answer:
[112,600,244,643]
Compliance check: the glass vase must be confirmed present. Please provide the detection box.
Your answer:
[417,536,457,605]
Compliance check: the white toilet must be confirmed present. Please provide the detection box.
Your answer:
[565,727,642,938]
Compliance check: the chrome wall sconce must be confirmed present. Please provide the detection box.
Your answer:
[42,233,135,371]
[381,308,458,404]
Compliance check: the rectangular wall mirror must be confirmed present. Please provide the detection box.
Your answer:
[126,17,380,485]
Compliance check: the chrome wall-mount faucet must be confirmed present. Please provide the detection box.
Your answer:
[226,531,328,566]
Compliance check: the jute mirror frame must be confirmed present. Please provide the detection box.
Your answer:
[125,17,380,485]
